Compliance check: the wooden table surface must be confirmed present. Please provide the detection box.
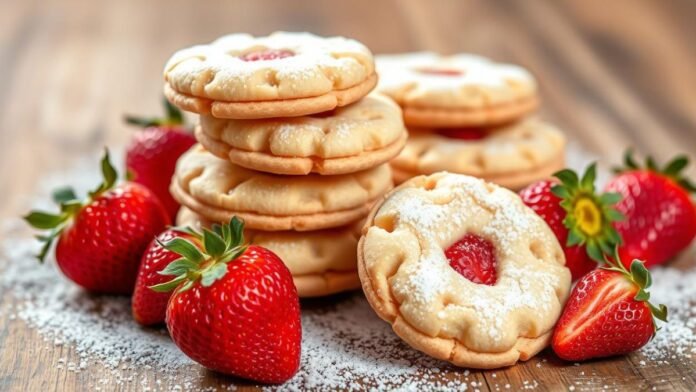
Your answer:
[1,0,695,391]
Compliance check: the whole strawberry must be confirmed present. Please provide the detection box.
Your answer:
[132,228,197,326]
[520,164,624,280]
[152,218,301,384]
[605,151,696,269]
[125,98,196,221]
[552,250,667,361]
[24,150,170,294]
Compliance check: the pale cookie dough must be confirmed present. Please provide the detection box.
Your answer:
[164,32,377,119]
[171,145,393,231]
[376,52,538,127]
[358,173,571,369]
[390,119,566,190]
[176,207,361,297]
[196,93,408,175]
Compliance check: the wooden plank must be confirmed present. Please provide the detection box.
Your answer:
[0,0,695,390]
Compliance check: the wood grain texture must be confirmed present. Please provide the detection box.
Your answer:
[1,0,695,390]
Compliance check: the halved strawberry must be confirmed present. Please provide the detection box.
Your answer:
[520,164,624,280]
[552,250,668,361]
[605,151,696,269]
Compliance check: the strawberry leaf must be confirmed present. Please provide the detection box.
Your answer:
[150,274,187,293]
[163,97,184,125]
[630,260,651,289]
[89,149,118,197]
[229,217,244,245]
[663,156,688,176]
[161,237,205,264]
[52,187,78,204]
[649,303,668,323]
[24,211,67,230]
[158,258,197,276]
[200,263,228,287]
[635,289,650,302]
[203,229,226,257]
[580,163,597,190]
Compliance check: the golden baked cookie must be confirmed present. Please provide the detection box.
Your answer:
[171,145,393,231]
[376,52,538,127]
[390,119,566,190]
[176,207,361,297]
[164,32,377,119]
[196,93,408,175]
[358,173,571,369]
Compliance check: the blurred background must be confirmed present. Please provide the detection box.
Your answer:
[1,0,695,217]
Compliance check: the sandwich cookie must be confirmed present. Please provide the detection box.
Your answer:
[196,93,407,175]
[165,32,377,119]
[171,145,393,231]
[390,119,566,190]
[376,52,537,128]
[358,172,571,369]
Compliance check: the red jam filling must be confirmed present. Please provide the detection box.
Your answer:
[445,234,497,285]
[436,128,488,140]
[239,49,295,62]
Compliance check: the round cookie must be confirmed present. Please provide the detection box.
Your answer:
[376,52,538,127]
[196,93,408,175]
[164,32,377,119]
[358,173,571,369]
[171,145,393,231]
[390,119,566,190]
[176,207,361,297]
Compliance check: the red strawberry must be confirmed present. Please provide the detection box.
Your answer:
[445,234,497,285]
[239,49,294,62]
[552,251,668,361]
[24,150,170,294]
[125,98,196,221]
[520,164,624,280]
[152,218,301,384]
[605,151,696,269]
[131,229,197,325]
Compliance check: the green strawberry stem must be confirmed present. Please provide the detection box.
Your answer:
[23,149,119,262]
[124,97,186,129]
[602,247,668,333]
[150,217,247,294]
[551,163,624,262]
[614,150,696,193]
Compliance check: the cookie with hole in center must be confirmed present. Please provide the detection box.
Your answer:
[376,52,538,128]
[196,93,407,175]
[358,172,571,369]
[390,119,566,190]
[176,207,361,297]
[164,32,377,119]
[171,145,393,231]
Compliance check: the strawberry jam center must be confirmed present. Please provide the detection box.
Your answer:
[445,234,497,285]
[416,67,463,77]
[436,128,488,140]
[239,49,295,62]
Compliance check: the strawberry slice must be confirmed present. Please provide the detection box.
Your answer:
[552,250,668,361]
[445,234,497,285]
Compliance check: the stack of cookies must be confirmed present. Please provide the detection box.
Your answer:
[162,32,407,297]
[376,52,566,190]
